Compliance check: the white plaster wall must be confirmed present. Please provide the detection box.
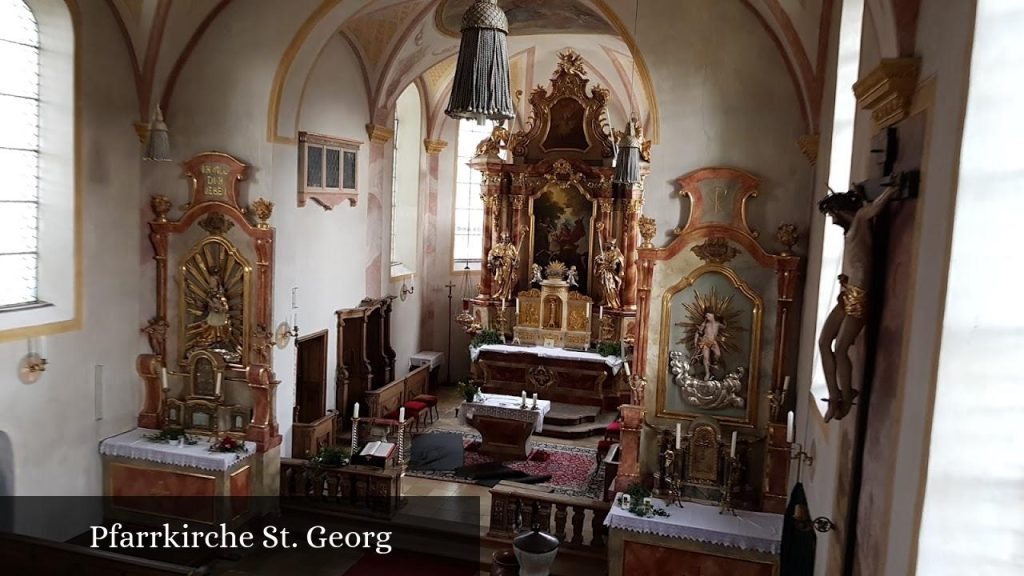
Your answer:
[0,0,143,513]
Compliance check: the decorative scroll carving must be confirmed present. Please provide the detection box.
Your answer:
[691,237,740,264]
[198,213,235,236]
[798,134,819,165]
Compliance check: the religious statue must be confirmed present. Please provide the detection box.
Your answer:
[188,273,233,350]
[566,265,579,288]
[488,229,528,302]
[594,237,625,308]
[475,123,510,157]
[530,263,543,285]
[694,312,725,380]
[669,351,745,410]
[817,184,898,422]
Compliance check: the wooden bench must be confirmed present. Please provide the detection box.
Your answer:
[362,365,432,429]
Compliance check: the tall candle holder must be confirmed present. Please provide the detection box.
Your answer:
[351,416,360,455]
[657,448,685,508]
[719,455,739,516]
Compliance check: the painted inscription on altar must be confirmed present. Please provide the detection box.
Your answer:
[201,163,230,197]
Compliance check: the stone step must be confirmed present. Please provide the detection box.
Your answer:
[538,411,618,439]
[543,402,602,427]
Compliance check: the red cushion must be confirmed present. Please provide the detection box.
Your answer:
[412,394,438,405]
[597,439,615,450]
[606,421,622,432]
[402,401,428,412]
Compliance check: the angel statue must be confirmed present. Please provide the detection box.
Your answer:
[694,312,725,380]
[594,236,624,308]
[530,263,543,285]
[566,265,580,288]
[817,183,898,422]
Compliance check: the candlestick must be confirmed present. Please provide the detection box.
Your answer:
[730,431,737,458]
[161,367,169,390]
[787,411,795,443]
[532,392,538,409]
[399,407,406,422]
[675,423,682,450]
[353,402,360,419]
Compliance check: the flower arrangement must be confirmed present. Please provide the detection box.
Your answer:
[310,445,350,469]
[457,380,481,402]
[146,428,197,445]
[617,483,669,518]
[209,436,247,454]
[596,341,623,358]
[471,329,503,348]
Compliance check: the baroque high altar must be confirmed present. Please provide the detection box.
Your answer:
[460,50,649,349]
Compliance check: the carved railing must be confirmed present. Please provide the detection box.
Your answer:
[487,483,611,551]
[280,458,403,518]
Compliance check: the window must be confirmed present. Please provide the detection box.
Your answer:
[809,0,865,416]
[452,120,499,271]
[917,1,1024,573]
[0,0,40,309]
[389,84,421,278]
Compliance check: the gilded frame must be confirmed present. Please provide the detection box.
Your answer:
[527,180,598,297]
[656,263,763,426]
[177,235,253,368]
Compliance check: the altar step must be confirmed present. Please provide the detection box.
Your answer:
[539,403,618,439]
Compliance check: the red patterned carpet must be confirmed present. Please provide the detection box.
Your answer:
[407,432,602,498]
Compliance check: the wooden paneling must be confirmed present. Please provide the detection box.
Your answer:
[296,330,328,423]
[623,541,774,576]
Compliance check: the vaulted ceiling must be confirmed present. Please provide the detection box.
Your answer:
[102,0,920,136]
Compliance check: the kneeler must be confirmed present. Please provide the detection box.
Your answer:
[780,482,816,576]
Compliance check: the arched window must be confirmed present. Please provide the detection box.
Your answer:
[390,84,422,279]
[0,0,77,336]
[452,120,500,271]
[0,0,40,308]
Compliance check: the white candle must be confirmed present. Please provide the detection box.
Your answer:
[399,407,406,422]
[730,431,737,458]
[787,411,795,443]
[215,370,223,391]
[38,336,47,358]
[599,306,604,321]
[675,423,682,450]
[353,402,360,419]
[292,310,298,328]
[516,299,520,316]
[623,362,631,377]
[522,390,527,403]
[532,392,538,405]
[782,376,791,396]
[161,367,169,390]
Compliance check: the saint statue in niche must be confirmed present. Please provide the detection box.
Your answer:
[694,312,725,380]
[670,286,746,411]
[817,183,899,422]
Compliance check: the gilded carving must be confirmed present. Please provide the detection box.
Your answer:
[250,198,274,230]
[142,317,170,359]
[568,308,588,332]
[365,123,394,144]
[151,195,172,223]
[527,366,554,389]
[474,124,510,157]
[198,213,235,236]
[556,49,587,77]
[852,58,921,130]
[638,215,657,249]
[776,224,799,256]
[180,237,251,364]
[798,134,819,165]
[423,139,448,155]
[510,195,525,210]
[626,198,643,215]
[691,237,739,264]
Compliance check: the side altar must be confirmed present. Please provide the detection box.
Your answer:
[100,152,283,526]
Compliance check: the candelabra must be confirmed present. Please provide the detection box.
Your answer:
[719,455,739,516]
[351,416,360,455]
[657,448,685,508]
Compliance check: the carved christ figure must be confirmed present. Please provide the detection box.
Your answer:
[817,184,898,422]
[595,239,625,308]
[694,312,725,380]
[191,274,232,349]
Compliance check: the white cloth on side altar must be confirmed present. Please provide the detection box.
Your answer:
[604,494,784,554]
[470,344,625,373]
[99,428,255,471]
[458,393,552,433]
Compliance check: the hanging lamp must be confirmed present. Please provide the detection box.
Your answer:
[143,106,172,161]
[445,0,515,124]
[613,0,642,185]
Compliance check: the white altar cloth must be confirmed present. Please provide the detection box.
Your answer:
[458,393,552,433]
[470,344,625,373]
[99,428,255,472]
[604,495,783,554]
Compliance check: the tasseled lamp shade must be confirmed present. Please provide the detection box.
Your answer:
[445,0,515,124]
[143,106,171,162]
[613,119,642,185]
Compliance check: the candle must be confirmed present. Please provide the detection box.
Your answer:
[787,411,795,443]
[522,390,527,404]
[782,376,791,396]
[292,310,298,328]
[599,306,604,321]
[353,402,360,419]
[516,299,520,316]
[532,392,538,404]
[215,370,223,391]
[399,407,406,422]
[38,336,47,358]
[161,367,169,390]
[623,362,631,377]
[730,431,737,458]
[675,423,682,450]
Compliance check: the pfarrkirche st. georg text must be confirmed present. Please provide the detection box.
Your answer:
[90,523,393,554]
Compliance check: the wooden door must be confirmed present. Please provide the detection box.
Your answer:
[296,330,328,424]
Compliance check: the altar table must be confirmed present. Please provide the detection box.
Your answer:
[458,393,552,460]
[471,345,626,410]
[605,495,782,576]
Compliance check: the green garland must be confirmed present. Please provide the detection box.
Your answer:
[596,341,622,357]
[145,428,198,445]
[471,329,503,347]
[310,445,350,468]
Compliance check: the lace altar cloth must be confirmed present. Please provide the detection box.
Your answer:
[470,345,625,373]
[458,393,552,433]
[604,495,783,554]
[99,428,255,471]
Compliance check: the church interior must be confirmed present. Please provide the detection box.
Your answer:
[0,0,1021,575]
